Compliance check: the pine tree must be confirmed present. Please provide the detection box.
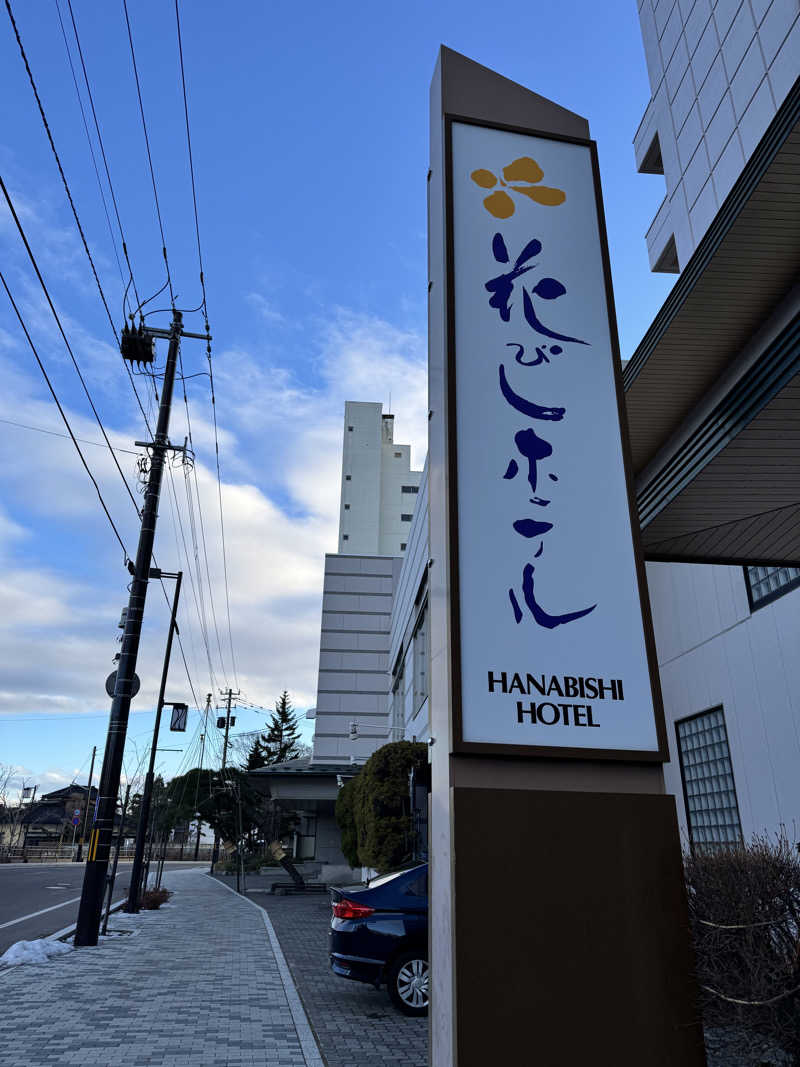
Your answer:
[263,691,303,765]
[244,735,269,771]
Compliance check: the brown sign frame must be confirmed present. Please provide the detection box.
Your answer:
[443,112,669,763]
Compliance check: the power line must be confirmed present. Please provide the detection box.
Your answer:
[57,0,153,434]
[4,0,118,342]
[207,355,239,690]
[53,0,124,288]
[0,176,140,524]
[121,0,174,306]
[173,0,238,690]
[0,269,129,560]
[178,361,229,686]
[63,0,140,310]
[174,0,206,316]
[0,416,140,455]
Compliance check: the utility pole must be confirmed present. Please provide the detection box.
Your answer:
[210,688,237,873]
[221,687,236,771]
[124,570,183,913]
[192,694,210,861]
[75,309,208,947]
[75,747,96,863]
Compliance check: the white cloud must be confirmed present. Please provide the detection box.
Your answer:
[0,303,428,786]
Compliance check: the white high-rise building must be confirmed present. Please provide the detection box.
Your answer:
[337,401,422,556]
[310,403,422,764]
[634,0,799,272]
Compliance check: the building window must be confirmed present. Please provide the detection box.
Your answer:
[413,605,428,713]
[391,671,405,742]
[402,485,419,494]
[342,534,349,541]
[347,425,354,431]
[394,451,402,457]
[345,475,351,481]
[744,565,800,610]
[401,513,412,522]
[344,504,350,510]
[400,542,406,551]
[676,707,742,850]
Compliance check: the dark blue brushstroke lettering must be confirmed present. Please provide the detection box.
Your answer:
[512,341,549,366]
[529,496,550,506]
[532,277,566,300]
[550,345,563,355]
[514,427,552,496]
[506,342,528,365]
[509,589,523,624]
[521,564,596,629]
[523,289,588,345]
[492,233,509,263]
[503,459,519,480]
[534,542,544,558]
[548,473,558,482]
[513,519,553,538]
[499,365,565,421]
[486,236,542,322]
[515,238,543,266]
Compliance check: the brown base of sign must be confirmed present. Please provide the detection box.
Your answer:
[452,786,707,1066]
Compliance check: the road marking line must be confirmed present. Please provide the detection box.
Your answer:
[0,896,82,930]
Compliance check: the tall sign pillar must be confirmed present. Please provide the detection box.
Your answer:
[427,47,706,1065]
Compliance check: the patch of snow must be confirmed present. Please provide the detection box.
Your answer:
[0,939,73,967]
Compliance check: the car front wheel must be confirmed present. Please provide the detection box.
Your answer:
[386,950,429,1016]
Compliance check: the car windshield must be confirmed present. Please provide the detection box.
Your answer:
[367,864,425,889]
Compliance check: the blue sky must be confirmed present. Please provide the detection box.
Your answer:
[0,0,673,796]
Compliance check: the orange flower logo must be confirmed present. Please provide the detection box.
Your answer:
[470,157,566,218]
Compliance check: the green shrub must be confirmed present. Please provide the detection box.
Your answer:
[335,741,427,873]
[336,774,361,868]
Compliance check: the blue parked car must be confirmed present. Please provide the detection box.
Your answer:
[329,863,428,1015]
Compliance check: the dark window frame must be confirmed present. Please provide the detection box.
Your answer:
[675,705,743,853]
[743,565,800,612]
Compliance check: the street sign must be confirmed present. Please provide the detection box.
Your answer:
[72,812,80,826]
[446,118,665,758]
[105,671,141,698]
[169,703,188,732]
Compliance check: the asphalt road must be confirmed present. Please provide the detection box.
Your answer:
[0,861,207,953]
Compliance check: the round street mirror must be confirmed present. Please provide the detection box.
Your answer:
[105,671,141,699]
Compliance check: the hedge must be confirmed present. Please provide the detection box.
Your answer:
[335,741,427,873]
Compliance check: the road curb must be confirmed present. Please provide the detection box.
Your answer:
[47,897,127,943]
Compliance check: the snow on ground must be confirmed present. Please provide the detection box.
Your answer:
[0,938,73,967]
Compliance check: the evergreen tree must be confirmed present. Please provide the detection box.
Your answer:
[244,735,269,771]
[263,691,302,764]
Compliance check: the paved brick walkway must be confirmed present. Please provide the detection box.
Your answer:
[0,869,322,1067]
[240,878,427,1067]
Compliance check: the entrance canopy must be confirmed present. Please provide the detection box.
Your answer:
[624,77,800,567]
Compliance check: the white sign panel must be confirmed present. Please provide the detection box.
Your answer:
[450,120,663,755]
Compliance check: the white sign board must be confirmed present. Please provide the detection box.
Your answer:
[449,119,664,758]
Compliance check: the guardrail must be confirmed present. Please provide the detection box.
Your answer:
[0,845,214,863]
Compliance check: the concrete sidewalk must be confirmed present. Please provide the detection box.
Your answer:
[0,869,323,1067]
